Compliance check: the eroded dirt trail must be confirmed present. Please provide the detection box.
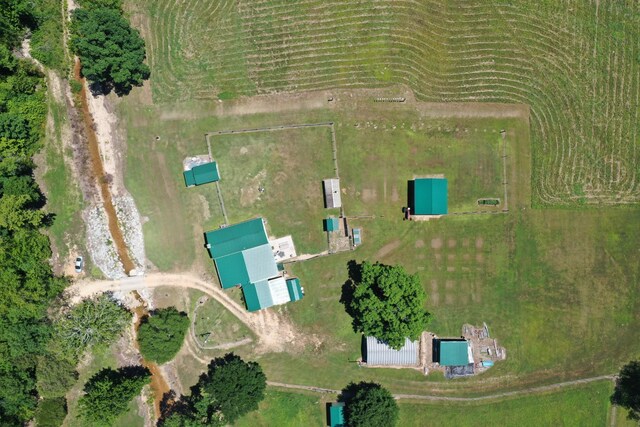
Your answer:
[73,60,135,274]
[69,273,319,354]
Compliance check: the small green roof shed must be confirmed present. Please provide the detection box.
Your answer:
[437,340,470,366]
[324,217,340,232]
[329,402,345,427]
[184,162,220,187]
[413,178,448,215]
[286,278,303,302]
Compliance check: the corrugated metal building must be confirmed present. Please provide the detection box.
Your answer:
[323,178,342,208]
[413,178,448,215]
[365,337,419,366]
[329,402,345,427]
[324,217,340,232]
[184,162,220,187]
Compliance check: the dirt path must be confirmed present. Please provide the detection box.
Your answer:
[268,374,615,402]
[68,273,318,353]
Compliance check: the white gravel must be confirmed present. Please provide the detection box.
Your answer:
[113,193,146,271]
[84,205,126,279]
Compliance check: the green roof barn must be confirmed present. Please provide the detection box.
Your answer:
[184,162,220,187]
[413,178,448,215]
[204,218,303,312]
[329,402,345,427]
[435,339,472,366]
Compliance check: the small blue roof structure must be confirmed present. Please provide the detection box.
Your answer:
[352,228,362,246]
[413,178,448,215]
[324,217,340,232]
[329,402,345,427]
[286,278,303,302]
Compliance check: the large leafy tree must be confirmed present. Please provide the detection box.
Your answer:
[138,307,189,364]
[159,353,266,426]
[54,294,131,358]
[343,261,431,349]
[71,7,150,95]
[340,381,399,427]
[79,366,150,426]
[611,360,640,420]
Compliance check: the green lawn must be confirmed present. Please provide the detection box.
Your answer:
[119,100,640,395]
[399,380,613,427]
[235,390,325,427]
[211,126,336,254]
[192,293,254,347]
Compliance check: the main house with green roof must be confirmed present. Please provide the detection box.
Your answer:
[411,177,448,216]
[184,161,220,187]
[204,217,303,312]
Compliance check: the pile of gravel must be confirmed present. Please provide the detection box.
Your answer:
[84,205,126,279]
[113,193,146,271]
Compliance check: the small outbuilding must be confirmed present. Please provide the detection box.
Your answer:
[286,278,304,302]
[352,228,362,246]
[324,217,340,232]
[364,337,419,366]
[433,339,473,366]
[323,178,342,208]
[184,161,220,187]
[329,402,345,427]
[412,177,448,215]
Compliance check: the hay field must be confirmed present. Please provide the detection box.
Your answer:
[128,0,640,206]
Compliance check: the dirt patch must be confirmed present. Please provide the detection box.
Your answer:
[415,239,425,248]
[375,239,401,259]
[362,188,377,203]
[476,237,484,249]
[445,280,455,290]
[463,238,470,247]
[391,186,399,202]
[445,294,455,304]
[448,239,457,248]
[476,253,485,263]
[240,170,266,207]
[198,194,211,220]
[430,279,438,291]
[431,293,440,304]
[447,254,456,262]
[431,238,443,249]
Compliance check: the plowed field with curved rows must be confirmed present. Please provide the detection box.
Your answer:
[129,0,640,206]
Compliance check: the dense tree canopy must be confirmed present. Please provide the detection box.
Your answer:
[340,382,399,427]
[54,294,131,358]
[611,360,640,420]
[343,261,431,349]
[71,7,150,95]
[138,307,190,364]
[79,366,150,426]
[159,353,266,426]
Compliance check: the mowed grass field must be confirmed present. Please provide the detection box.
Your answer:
[126,0,640,206]
[118,99,640,397]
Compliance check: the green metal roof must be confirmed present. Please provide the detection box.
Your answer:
[286,278,303,302]
[243,280,273,312]
[183,170,196,187]
[414,178,448,215]
[204,218,269,259]
[324,217,340,232]
[214,252,250,289]
[329,403,345,427]
[183,162,219,187]
[438,340,470,366]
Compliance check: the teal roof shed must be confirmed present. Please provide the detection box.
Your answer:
[324,217,340,232]
[329,402,345,427]
[413,178,448,215]
[436,340,471,366]
[184,162,220,187]
[286,278,303,302]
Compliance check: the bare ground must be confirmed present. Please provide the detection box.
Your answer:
[67,273,321,354]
